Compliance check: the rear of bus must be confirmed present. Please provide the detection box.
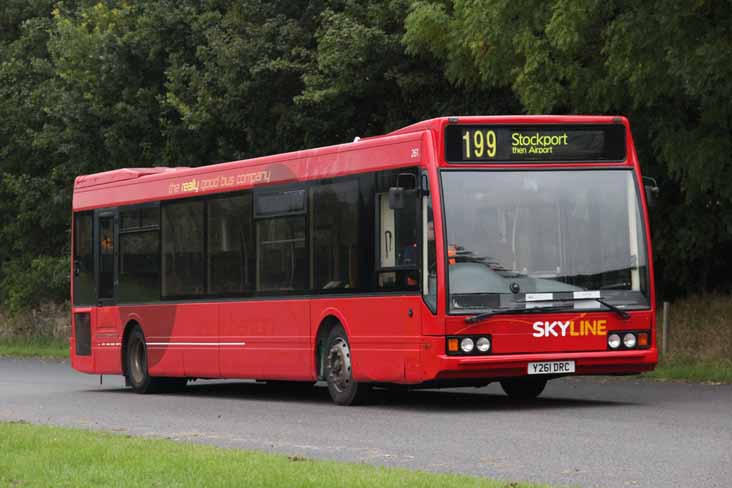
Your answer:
[421,116,657,395]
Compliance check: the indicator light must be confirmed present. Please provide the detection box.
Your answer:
[637,332,649,347]
[447,338,459,352]
[448,245,457,265]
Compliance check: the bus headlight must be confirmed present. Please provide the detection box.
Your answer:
[476,337,491,353]
[623,333,637,349]
[608,333,621,349]
[460,337,475,353]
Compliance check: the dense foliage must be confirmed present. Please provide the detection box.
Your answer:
[0,0,729,311]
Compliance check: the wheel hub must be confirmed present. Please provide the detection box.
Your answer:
[130,339,146,385]
[327,338,352,392]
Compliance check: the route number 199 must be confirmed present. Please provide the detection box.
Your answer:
[462,129,497,159]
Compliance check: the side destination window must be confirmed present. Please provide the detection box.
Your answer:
[73,212,95,305]
[162,200,205,297]
[118,205,160,303]
[255,188,307,293]
[208,193,255,295]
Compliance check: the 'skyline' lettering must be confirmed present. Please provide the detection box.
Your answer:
[532,319,608,338]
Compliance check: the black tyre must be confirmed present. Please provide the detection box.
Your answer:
[500,377,547,400]
[324,326,371,406]
[125,326,186,394]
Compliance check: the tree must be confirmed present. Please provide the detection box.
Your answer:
[404,0,732,295]
[296,0,517,146]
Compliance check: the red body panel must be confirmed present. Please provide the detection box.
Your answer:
[70,115,657,386]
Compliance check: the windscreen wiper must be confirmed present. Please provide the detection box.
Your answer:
[465,296,631,325]
[515,296,631,320]
[464,305,571,325]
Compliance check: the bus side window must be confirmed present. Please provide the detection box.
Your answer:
[207,193,254,295]
[310,179,360,291]
[161,200,205,297]
[254,188,307,293]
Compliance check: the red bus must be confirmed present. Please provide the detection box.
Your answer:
[70,115,657,405]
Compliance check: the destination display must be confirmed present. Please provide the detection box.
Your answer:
[444,124,626,163]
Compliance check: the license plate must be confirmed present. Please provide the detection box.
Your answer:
[527,360,575,375]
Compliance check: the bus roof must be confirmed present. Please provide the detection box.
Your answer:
[73,115,633,211]
[387,115,626,136]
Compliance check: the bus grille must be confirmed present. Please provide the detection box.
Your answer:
[75,313,91,356]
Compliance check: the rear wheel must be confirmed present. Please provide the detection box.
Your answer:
[125,326,186,393]
[500,377,547,400]
[324,327,371,406]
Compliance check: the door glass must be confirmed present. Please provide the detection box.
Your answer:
[423,196,437,312]
[98,216,115,300]
[378,192,418,269]
[378,193,396,268]
[376,190,418,290]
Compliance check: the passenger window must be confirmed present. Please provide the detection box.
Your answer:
[311,179,360,291]
[118,205,160,303]
[119,230,160,302]
[208,194,254,295]
[254,189,307,293]
[162,200,205,297]
[256,217,306,292]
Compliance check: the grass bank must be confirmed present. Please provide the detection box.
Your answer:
[0,422,544,488]
[0,337,67,359]
[645,294,732,383]
[645,358,732,383]
[0,302,69,358]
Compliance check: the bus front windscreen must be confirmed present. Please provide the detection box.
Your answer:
[441,170,649,312]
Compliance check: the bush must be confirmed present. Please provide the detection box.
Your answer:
[0,302,70,340]
[0,255,69,314]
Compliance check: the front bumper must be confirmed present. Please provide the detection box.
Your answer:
[419,340,658,382]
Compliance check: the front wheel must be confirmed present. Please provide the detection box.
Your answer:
[125,326,186,394]
[324,327,371,406]
[500,377,547,400]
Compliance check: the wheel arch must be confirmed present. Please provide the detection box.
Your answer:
[120,318,142,377]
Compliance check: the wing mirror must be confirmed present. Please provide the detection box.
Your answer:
[643,177,660,208]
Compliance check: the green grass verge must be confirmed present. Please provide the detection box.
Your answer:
[0,338,68,359]
[643,357,732,384]
[0,422,545,488]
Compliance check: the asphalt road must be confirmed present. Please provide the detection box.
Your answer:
[1,358,730,488]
